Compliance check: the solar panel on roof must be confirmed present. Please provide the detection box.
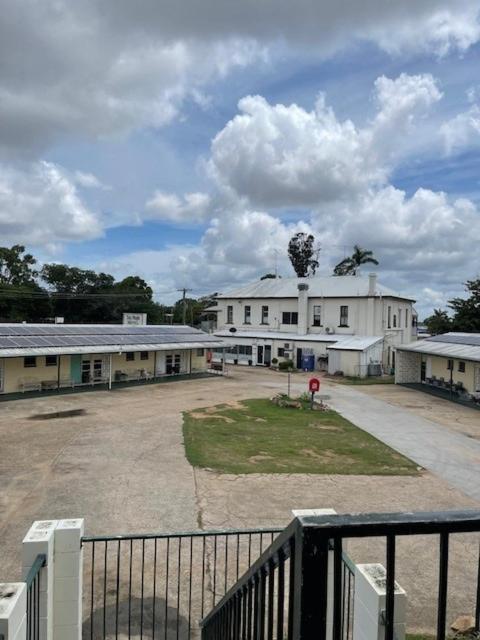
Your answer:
[428,334,480,347]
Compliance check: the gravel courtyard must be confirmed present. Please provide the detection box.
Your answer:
[0,366,478,634]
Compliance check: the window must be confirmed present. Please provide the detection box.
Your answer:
[458,361,466,373]
[227,305,233,324]
[277,347,285,357]
[45,355,58,367]
[398,309,402,328]
[447,359,453,370]
[282,312,298,325]
[261,305,269,324]
[126,352,135,362]
[387,306,392,328]
[24,356,36,368]
[393,314,397,328]
[244,306,251,324]
[405,309,409,328]
[196,348,205,356]
[140,351,149,360]
[313,305,322,327]
[237,345,252,355]
[339,306,349,327]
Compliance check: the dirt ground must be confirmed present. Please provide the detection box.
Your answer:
[354,382,480,438]
[0,366,478,635]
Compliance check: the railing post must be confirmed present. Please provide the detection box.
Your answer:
[0,583,27,640]
[22,520,57,640]
[353,564,406,640]
[52,519,84,640]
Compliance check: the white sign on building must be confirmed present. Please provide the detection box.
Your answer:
[122,313,147,326]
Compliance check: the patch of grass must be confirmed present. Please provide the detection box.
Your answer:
[183,398,419,475]
[328,375,395,385]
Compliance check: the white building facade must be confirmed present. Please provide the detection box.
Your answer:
[211,274,416,376]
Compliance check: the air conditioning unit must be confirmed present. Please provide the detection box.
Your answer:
[325,326,335,334]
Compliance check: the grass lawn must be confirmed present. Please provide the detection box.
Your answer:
[183,398,419,475]
[327,375,395,385]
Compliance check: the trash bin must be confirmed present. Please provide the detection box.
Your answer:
[301,354,315,371]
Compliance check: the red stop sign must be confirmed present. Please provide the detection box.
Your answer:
[309,378,320,393]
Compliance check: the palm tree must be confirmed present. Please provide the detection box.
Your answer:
[333,245,379,276]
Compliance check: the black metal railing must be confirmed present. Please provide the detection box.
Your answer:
[201,509,480,640]
[81,527,283,640]
[25,554,46,640]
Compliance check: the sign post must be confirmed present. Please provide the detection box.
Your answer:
[308,377,320,409]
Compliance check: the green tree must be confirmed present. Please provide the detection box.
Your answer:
[334,245,379,276]
[449,279,480,332]
[287,233,319,277]
[0,245,51,321]
[423,309,452,335]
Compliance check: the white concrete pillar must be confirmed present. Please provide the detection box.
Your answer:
[22,520,57,640]
[297,284,309,336]
[353,563,406,640]
[292,508,336,639]
[52,519,84,640]
[0,583,27,640]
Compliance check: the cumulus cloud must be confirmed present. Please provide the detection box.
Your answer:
[0,161,103,246]
[208,74,442,208]
[0,1,478,156]
[74,171,111,190]
[145,191,212,223]
[440,104,480,153]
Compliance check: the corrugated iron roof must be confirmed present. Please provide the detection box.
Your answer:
[398,337,480,362]
[216,275,414,301]
[214,329,384,351]
[327,336,384,351]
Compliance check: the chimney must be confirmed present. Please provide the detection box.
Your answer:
[368,273,377,296]
[297,283,309,335]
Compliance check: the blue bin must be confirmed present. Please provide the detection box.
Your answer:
[301,354,315,371]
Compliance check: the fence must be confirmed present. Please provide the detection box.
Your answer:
[81,527,283,640]
[201,509,480,640]
[25,555,46,640]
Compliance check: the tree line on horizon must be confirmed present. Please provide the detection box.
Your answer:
[0,245,215,325]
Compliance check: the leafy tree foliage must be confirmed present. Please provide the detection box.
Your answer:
[333,245,379,276]
[287,233,319,277]
[260,273,279,280]
[423,309,452,335]
[449,279,480,332]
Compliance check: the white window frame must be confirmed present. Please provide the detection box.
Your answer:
[313,305,322,327]
[227,305,233,324]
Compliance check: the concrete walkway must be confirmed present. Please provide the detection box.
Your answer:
[323,382,480,502]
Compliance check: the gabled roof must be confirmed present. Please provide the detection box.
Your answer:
[216,276,414,301]
[327,336,383,351]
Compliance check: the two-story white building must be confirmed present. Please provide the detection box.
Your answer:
[210,274,416,377]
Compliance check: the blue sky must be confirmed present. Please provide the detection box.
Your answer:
[1,1,480,315]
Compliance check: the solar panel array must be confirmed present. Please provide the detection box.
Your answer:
[0,324,219,350]
[428,334,480,347]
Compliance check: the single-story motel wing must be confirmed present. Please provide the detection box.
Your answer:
[395,332,480,400]
[0,323,228,396]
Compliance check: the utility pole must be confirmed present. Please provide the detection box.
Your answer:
[177,287,192,325]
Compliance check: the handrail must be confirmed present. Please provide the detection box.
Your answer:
[25,554,46,587]
[201,518,299,628]
[81,525,284,543]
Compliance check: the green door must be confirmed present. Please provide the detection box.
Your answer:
[70,355,82,384]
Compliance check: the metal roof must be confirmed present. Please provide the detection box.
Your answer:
[0,323,227,357]
[327,336,384,351]
[214,329,384,352]
[214,329,340,343]
[427,332,480,347]
[216,276,415,301]
[397,335,480,363]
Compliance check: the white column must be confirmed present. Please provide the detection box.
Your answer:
[22,520,57,640]
[353,563,406,640]
[292,508,336,639]
[0,583,27,640]
[52,519,84,640]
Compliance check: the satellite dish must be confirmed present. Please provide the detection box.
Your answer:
[229,327,237,333]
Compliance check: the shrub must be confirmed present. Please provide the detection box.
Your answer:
[271,357,278,365]
[278,359,294,371]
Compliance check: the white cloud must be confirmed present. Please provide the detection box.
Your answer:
[440,104,480,153]
[0,1,478,155]
[208,74,442,208]
[0,161,103,246]
[74,171,111,190]
[145,191,212,223]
